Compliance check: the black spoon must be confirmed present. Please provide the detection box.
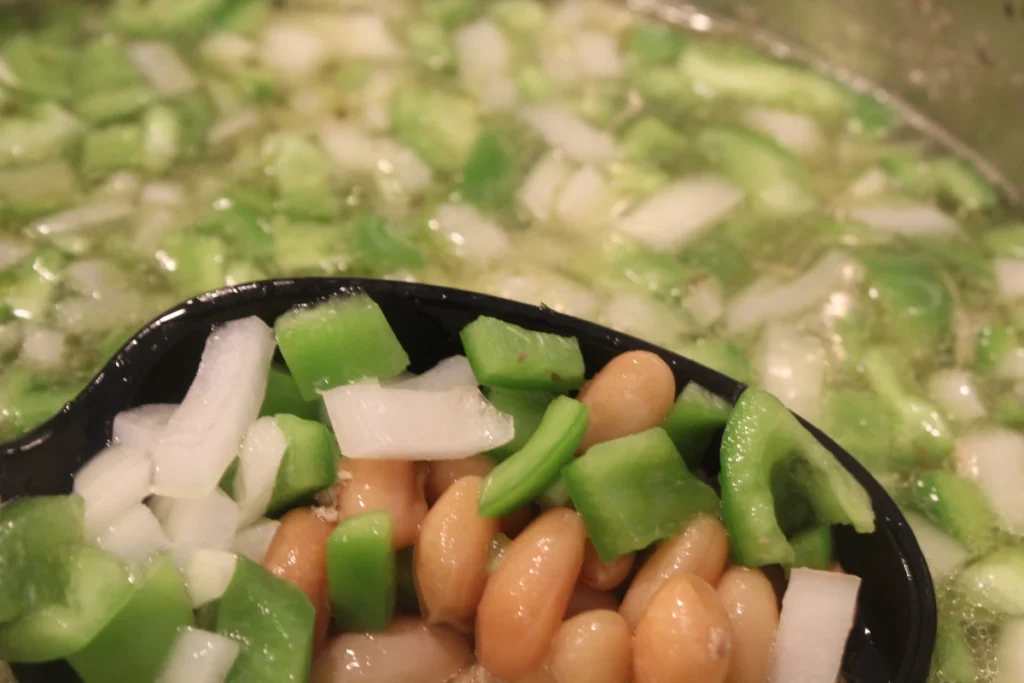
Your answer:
[0,277,935,683]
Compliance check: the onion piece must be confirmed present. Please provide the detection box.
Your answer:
[73,445,153,538]
[322,381,514,460]
[848,203,960,237]
[434,204,511,266]
[573,30,624,78]
[97,504,171,562]
[19,327,66,370]
[0,56,16,86]
[485,272,600,320]
[519,152,573,222]
[601,293,690,347]
[683,275,725,330]
[206,109,263,147]
[259,21,328,79]
[455,19,511,84]
[30,201,134,236]
[996,620,1024,683]
[375,139,434,195]
[162,490,242,552]
[520,105,618,163]
[994,258,1024,301]
[396,356,477,392]
[314,12,404,61]
[232,519,281,563]
[112,403,178,451]
[954,428,1024,534]
[743,107,822,157]
[0,239,30,271]
[180,549,237,608]
[847,168,888,198]
[769,568,862,683]
[128,42,198,96]
[1000,347,1024,381]
[555,166,614,230]
[157,628,241,683]
[726,250,863,333]
[926,369,987,423]
[151,316,276,498]
[904,511,969,581]
[617,175,744,251]
[234,417,289,526]
[758,324,825,422]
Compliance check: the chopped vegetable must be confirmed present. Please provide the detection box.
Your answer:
[788,524,834,572]
[958,547,1024,616]
[660,382,731,469]
[325,511,396,632]
[484,387,555,461]
[461,316,586,392]
[907,470,998,553]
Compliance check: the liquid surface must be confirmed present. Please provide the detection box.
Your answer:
[0,1,1022,681]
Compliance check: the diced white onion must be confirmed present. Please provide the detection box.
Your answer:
[200,32,257,70]
[573,30,624,78]
[112,404,178,451]
[19,327,66,370]
[141,182,186,208]
[520,105,619,163]
[396,356,478,392]
[996,620,1024,683]
[994,258,1024,301]
[323,381,514,460]
[617,175,744,251]
[485,272,600,320]
[54,291,153,335]
[0,56,17,86]
[64,259,129,300]
[455,19,510,85]
[541,42,583,88]
[519,152,573,222]
[926,369,987,423]
[157,628,241,683]
[162,490,242,552]
[73,445,153,538]
[260,22,328,78]
[726,250,864,333]
[319,121,379,174]
[847,168,888,198]
[683,275,725,330]
[848,203,960,237]
[0,324,21,357]
[554,166,615,231]
[0,239,30,271]
[234,417,289,526]
[97,504,171,562]
[359,70,398,132]
[601,293,690,347]
[758,324,825,422]
[128,42,199,96]
[232,519,281,563]
[314,12,404,61]
[180,549,237,608]
[904,511,969,581]
[1000,347,1024,381]
[151,316,276,498]
[375,139,434,194]
[207,109,264,147]
[30,201,134,236]
[954,428,1024,534]
[434,203,511,265]
[769,568,862,683]
[743,107,823,157]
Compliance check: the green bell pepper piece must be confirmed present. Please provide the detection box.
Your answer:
[720,388,875,568]
[478,396,589,518]
[111,0,225,38]
[0,495,85,624]
[788,524,834,572]
[983,222,1024,259]
[260,365,320,421]
[822,390,893,473]
[405,21,455,72]
[627,22,687,65]
[0,546,133,662]
[75,37,143,95]
[974,323,1017,376]
[994,393,1024,430]
[484,388,555,461]
[74,87,157,125]
[392,87,480,172]
[563,427,720,562]
[661,382,731,469]
[862,348,953,465]
[208,557,315,683]
[394,547,419,615]
[621,117,687,168]
[80,124,143,180]
[907,470,997,553]
[0,160,79,220]
[2,35,73,100]
[862,253,953,358]
[461,316,586,392]
[933,615,978,683]
[489,0,547,36]
[675,339,755,385]
[260,132,340,220]
[461,131,517,211]
[267,414,340,514]
[325,511,396,632]
[68,555,194,683]
[165,233,227,298]
[0,103,82,169]
[275,294,410,401]
[351,212,426,272]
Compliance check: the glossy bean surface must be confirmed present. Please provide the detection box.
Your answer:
[475,508,587,680]
[581,541,634,591]
[337,459,428,548]
[425,457,495,504]
[549,610,632,683]
[717,567,780,683]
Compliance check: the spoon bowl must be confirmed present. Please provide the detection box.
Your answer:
[0,277,936,683]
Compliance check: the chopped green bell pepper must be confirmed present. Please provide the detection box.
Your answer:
[351,212,426,272]
[260,365,320,421]
[0,495,85,624]
[933,615,978,683]
[563,427,720,562]
[261,132,340,220]
[111,0,226,38]
[822,390,893,473]
[461,316,586,392]
[74,87,156,125]
[68,555,193,683]
[392,87,480,172]
[627,22,687,65]
[208,557,315,683]
[974,323,1017,376]
[789,524,834,572]
[661,382,731,469]
[983,222,1024,259]
[484,387,555,461]
[675,339,755,385]
[267,414,340,514]
[862,253,953,359]
[907,470,997,553]
[275,294,410,401]
[622,117,686,168]
[325,511,396,632]
[478,396,589,518]
[461,131,517,211]
[719,388,875,568]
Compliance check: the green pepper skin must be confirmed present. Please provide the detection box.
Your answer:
[661,382,731,469]
[719,388,875,568]
[484,388,555,461]
[111,0,225,38]
[325,511,396,632]
[788,524,834,572]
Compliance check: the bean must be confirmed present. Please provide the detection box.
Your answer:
[499,503,534,538]
[581,541,634,591]
[263,507,337,655]
[549,610,631,683]
[717,567,779,683]
[577,351,676,451]
[633,574,733,683]
[425,456,495,504]
[565,583,620,619]
[415,475,499,631]
[338,459,428,548]
[620,515,729,628]
[476,508,587,680]
[448,664,506,683]
[312,617,472,683]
